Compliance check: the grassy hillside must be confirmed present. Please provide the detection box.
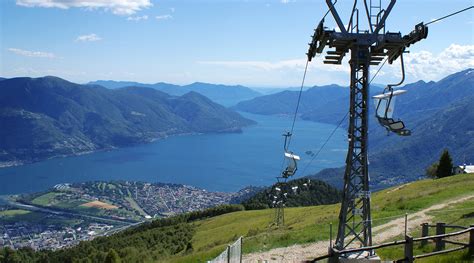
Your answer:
[2,174,473,262]
[173,173,474,262]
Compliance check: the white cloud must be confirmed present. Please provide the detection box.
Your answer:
[169,7,175,13]
[196,44,474,86]
[8,48,56,58]
[75,33,102,42]
[402,44,474,81]
[16,0,152,15]
[198,57,349,73]
[127,15,148,21]
[156,14,172,20]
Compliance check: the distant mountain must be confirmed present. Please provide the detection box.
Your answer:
[0,77,6,82]
[234,84,348,116]
[310,92,474,190]
[237,69,474,189]
[87,80,262,106]
[0,76,255,166]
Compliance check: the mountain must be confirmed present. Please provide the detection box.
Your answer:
[234,84,349,117]
[236,69,474,189]
[0,76,255,166]
[87,80,262,106]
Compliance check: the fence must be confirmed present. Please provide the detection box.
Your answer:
[207,236,242,263]
[308,223,474,262]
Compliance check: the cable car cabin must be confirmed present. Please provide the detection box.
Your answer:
[282,152,300,178]
[373,89,411,136]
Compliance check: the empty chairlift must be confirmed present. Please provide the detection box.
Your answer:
[372,53,411,136]
[373,89,411,136]
[281,132,301,178]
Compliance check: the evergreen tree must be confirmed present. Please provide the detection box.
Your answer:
[436,149,453,178]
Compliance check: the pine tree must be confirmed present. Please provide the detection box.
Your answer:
[436,149,453,178]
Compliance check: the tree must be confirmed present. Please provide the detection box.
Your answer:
[105,249,121,263]
[425,162,438,178]
[436,149,453,178]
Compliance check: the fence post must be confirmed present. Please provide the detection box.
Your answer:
[240,237,243,263]
[469,225,474,255]
[328,247,338,263]
[435,222,446,251]
[404,235,414,263]
[227,245,231,263]
[421,223,429,247]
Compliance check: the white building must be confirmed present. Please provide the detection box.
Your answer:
[454,164,474,174]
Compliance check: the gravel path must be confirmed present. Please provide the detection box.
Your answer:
[242,194,474,263]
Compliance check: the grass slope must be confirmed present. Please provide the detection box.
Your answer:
[171,173,474,262]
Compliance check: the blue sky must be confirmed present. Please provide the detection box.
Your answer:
[1,0,473,87]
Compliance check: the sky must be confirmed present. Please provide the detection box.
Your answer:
[1,0,473,88]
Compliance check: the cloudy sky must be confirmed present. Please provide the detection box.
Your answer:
[1,0,473,87]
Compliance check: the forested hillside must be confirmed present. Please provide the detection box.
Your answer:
[236,69,474,188]
[242,178,341,210]
[0,77,254,166]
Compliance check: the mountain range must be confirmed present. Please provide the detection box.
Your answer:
[87,80,262,107]
[235,69,474,189]
[0,76,255,166]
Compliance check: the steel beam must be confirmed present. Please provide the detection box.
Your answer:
[335,45,373,252]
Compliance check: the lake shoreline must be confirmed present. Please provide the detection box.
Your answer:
[0,113,346,195]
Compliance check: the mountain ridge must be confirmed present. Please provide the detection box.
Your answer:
[235,69,474,189]
[0,76,255,167]
[87,80,262,106]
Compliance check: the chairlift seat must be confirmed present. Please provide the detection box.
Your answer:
[376,117,411,136]
[373,89,411,136]
[282,151,300,178]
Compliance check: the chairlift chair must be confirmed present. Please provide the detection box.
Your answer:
[372,53,411,136]
[373,89,411,136]
[281,132,301,178]
[282,152,300,178]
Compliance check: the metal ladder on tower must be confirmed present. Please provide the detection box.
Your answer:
[370,0,382,31]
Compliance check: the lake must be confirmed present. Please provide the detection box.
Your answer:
[0,113,347,194]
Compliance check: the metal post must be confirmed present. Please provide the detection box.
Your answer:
[335,46,372,251]
[421,223,429,247]
[404,213,408,236]
[404,235,414,263]
[469,225,474,255]
[239,237,243,263]
[330,223,333,248]
[227,245,231,263]
[435,222,446,251]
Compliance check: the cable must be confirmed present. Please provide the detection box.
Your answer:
[369,57,388,85]
[286,0,338,149]
[425,6,473,26]
[288,59,310,139]
[300,111,349,176]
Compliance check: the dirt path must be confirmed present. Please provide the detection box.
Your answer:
[242,194,474,263]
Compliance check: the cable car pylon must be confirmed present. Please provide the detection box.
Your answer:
[307,0,428,259]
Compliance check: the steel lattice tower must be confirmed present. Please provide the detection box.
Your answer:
[307,0,428,255]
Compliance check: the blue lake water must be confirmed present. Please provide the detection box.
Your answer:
[0,113,348,194]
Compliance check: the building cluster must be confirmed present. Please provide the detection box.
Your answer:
[133,183,233,217]
[0,222,114,251]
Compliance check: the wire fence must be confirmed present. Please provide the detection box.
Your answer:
[207,236,242,263]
